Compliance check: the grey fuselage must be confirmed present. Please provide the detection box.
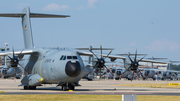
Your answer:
[1,65,21,77]
[19,48,85,84]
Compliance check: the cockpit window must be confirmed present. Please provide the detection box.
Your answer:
[73,56,77,59]
[63,56,66,60]
[61,55,77,60]
[60,56,64,60]
[60,55,66,60]
[67,56,72,59]
[66,56,78,60]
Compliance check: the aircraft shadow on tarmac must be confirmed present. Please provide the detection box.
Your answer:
[20,87,149,91]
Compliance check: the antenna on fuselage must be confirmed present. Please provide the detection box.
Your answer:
[0,7,70,49]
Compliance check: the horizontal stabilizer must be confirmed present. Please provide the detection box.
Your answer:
[169,61,180,63]
[0,13,70,18]
[30,13,70,18]
[117,54,147,56]
[0,13,26,17]
[76,48,113,50]
[145,58,168,60]
[0,7,70,49]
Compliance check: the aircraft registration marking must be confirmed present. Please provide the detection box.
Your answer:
[44,59,52,63]
[39,59,43,77]
[169,83,179,86]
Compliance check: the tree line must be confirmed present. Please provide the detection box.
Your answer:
[171,64,180,71]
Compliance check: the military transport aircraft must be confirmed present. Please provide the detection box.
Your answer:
[0,7,169,91]
[110,66,133,80]
[1,58,22,79]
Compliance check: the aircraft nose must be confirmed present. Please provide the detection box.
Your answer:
[112,69,116,73]
[116,70,121,75]
[2,68,7,75]
[65,61,81,77]
[145,71,149,76]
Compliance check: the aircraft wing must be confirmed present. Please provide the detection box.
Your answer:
[76,51,94,57]
[77,51,169,64]
[76,51,126,59]
[0,49,36,56]
[138,59,170,64]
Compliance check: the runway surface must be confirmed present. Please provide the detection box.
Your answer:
[0,78,180,95]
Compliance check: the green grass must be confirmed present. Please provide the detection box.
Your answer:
[0,91,6,93]
[0,95,179,101]
[116,83,180,88]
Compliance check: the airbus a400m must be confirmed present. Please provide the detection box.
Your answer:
[0,7,168,91]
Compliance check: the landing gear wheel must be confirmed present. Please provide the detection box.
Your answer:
[62,86,67,91]
[16,77,20,79]
[29,86,36,90]
[68,85,75,91]
[24,86,28,90]
[115,78,119,80]
[4,76,8,79]
[88,79,93,81]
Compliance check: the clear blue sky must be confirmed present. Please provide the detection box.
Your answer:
[0,0,180,62]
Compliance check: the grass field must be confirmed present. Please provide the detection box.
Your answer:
[0,95,179,101]
[116,83,180,88]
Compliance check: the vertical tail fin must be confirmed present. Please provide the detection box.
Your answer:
[0,7,70,49]
[22,7,34,49]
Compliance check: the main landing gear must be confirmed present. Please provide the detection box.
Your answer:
[24,86,36,90]
[61,83,75,91]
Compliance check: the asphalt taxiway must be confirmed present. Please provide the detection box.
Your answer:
[0,79,180,95]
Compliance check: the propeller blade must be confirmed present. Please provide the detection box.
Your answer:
[104,50,113,60]
[131,71,134,81]
[99,68,101,82]
[134,49,137,62]
[104,65,108,70]
[14,68,17,82]
[12,46,15,59]
[100,45,102,58]
[18,63,28,73]
[17,49,24,59]
[138,55,147,62]
[6,55,13,61]
[139,70,144,80]
[127,54,133,63]
[89,50,99,59]
[121,70,127,76]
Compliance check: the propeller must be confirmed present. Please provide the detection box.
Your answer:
[127,49,146,81]
[6,47,28,78]
[89,45,113,81]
